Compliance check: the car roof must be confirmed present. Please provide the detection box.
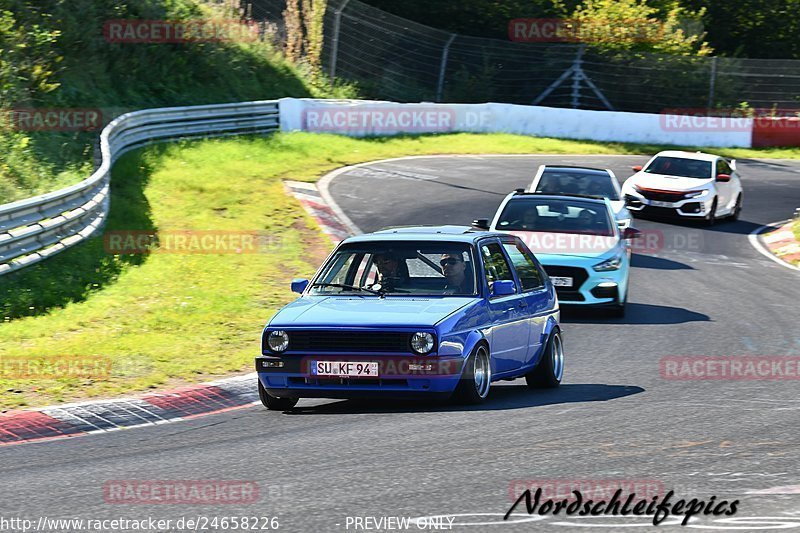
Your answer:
[506,192,608,205]
[343,226,509,244]
[653,150,719,162]
[540,165,611,175]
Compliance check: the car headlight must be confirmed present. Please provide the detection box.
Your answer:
[410,332,435,355]
[684,190,707,199]
[267,330,289,353]
[593,253,624,272]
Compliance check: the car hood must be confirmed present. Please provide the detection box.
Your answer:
[510,230,619,259]
[269,296,478,328]
[626,172,713,192]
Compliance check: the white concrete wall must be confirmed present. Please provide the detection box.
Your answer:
[279,98,753,148]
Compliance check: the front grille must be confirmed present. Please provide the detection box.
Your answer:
[636,188,687,202]
[641,206,680,217]
[282,330,412,353]
[555,290,585,302]
[543,265,590,291]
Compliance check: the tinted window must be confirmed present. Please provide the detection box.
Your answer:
[480,242,515,296]
[644,156,712,179]
[496,198,614,236]
[716,159,732,175]
[535,170,619,200]
[502,242,544,291]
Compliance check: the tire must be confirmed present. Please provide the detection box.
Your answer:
[453,343,492,404]
[729,194,742,221]
[704,198,718,226]
[525,330,564,388]
[258,380,298,411]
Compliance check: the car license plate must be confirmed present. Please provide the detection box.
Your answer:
[551,276,573,287]
[649,200,673,208]
[312,361,378,377]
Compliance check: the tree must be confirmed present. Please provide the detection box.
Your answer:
[569,0,711,55]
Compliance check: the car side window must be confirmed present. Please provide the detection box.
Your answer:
[716,159,731,176]
[480,242,515,296]
[502,242,544,291]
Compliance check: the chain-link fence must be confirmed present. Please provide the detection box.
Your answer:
[244,0,800,113]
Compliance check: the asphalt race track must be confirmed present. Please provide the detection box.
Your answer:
[2,155,800,532]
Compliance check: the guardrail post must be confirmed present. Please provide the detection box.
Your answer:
[329,0,352,87]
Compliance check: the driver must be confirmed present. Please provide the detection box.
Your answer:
[441,252,470,294]
[373,252,409,291]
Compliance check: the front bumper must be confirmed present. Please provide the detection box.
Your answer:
[624,192,712,218]
[256,355,464,398]
[544,264,627,306]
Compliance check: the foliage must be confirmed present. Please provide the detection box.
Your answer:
[282,0,327,77]
[0,0,356,202]
[569,0,711,55]
[361,0,800,58]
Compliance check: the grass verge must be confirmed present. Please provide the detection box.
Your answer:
[1,131,799,410]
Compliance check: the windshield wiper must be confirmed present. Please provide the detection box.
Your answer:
[311,283,382,295]
[311,283,412,295]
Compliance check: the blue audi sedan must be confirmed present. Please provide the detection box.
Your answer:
[255,226,564,410]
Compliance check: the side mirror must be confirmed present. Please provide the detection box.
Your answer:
[623,227,642,240]
[631,165,643,172]
[492,279,516,296]
[472,218,490,230]
[716,173,731,182]
[291,278,309,293]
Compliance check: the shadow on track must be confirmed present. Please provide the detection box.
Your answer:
[633,213,763,236]
[561,303,710,324]
[631,253,693,270]
[281,383,644,415]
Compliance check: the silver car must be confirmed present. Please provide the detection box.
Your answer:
[528,165,633,228]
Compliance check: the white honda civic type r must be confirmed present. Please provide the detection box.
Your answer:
[620,151,743,225]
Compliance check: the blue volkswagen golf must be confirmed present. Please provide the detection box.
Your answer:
[255,226,564,410]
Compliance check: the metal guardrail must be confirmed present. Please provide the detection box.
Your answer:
[0,100,280,276]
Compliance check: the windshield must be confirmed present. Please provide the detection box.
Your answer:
[310,241,477,296]
[644,156,713,179]
[496,198,615,236]
[534,170,620,200]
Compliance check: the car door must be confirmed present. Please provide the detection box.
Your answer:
[501,238,550,367]
[478,239,530,374]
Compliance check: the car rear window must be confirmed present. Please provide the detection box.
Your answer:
[535,170,619,200]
